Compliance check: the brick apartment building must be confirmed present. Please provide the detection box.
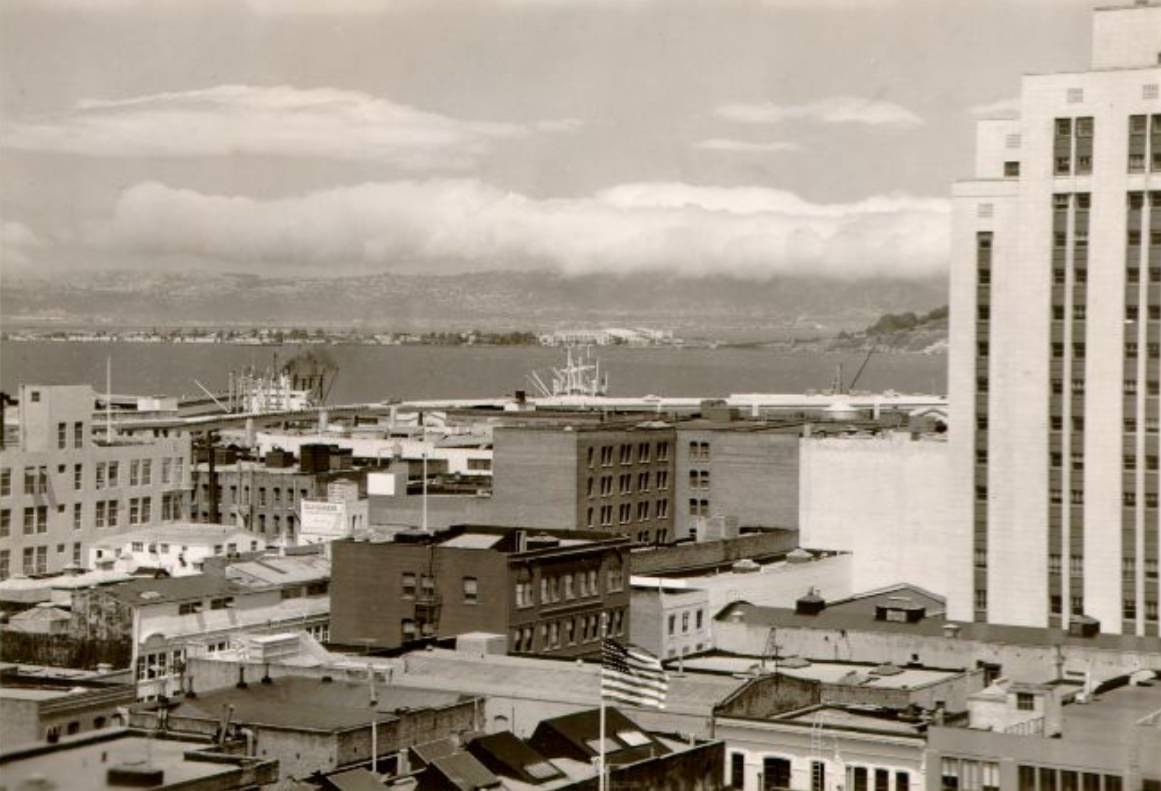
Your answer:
[489,421,676,544]
[673,406,803,540]
[190,444,362,543]
[0,385,190,578]
[330,525,631,656]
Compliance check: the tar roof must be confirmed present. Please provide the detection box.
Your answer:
[169,676,470,732]
[100,574,246,607]
[0,733,241,789]
[531,707,669,764]
[715,598,1161,654]
[680,655,960,688]
[428,751,501,790]
[89,523,261,547]
[1058,679,1161,747]
[225,555,330,586]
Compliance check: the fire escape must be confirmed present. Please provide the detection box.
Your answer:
[414,544,441,639]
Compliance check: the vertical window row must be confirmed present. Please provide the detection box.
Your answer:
[1047,193,1088,622]
[1123,190,1161,636]
[1127,114,1161,173]
[1054,117,1094,177]
[974,230,992,619]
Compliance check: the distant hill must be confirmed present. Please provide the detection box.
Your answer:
[823,305,949,353]
[0,269,947,341]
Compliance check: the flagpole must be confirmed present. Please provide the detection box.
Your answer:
[599,612,608,791]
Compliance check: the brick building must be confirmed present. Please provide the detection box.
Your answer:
[489,421,676,544]
[0,384,191,578]
[190,444,362,543]
[673,409,803,541]
[330,525,630,656]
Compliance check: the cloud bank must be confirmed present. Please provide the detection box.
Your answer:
[97,180,949,280]
[716,96,923,129]
[694,138,801,153]
[2,85,575,169]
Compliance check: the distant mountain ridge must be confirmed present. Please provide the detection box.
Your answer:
[2,269,948,340]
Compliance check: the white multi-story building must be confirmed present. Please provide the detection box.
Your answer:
[0,385,190,579]
[950,3,1161,632]
[88,523,266,576]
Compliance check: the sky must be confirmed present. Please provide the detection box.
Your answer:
[0,0,1099,282]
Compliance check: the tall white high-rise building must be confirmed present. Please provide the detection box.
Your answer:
[950,2,1161,633]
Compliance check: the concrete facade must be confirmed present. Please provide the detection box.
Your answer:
[631,585,713,659]
[799,433,963,604]
[0,385,191,579]
[949,4,1161,632]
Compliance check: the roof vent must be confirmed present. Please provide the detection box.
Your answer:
[107,764,164,787]
[795,589,826,616]
[731,558,760,574]
[1067,615,1100,638]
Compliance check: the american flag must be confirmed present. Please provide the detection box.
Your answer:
[601,638,668,709]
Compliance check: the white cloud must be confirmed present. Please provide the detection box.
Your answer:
[94,179,949,280]
[694,138,801,154]
[716,96,923,129]
[969,96,1021,118]
[2,85,577,169]
[1,221,44,266]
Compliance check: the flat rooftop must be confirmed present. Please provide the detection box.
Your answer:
[169,675,471,732]
[677,654,961,689]
[716,585,1161,654]
[777,704,927,736]
[89,522,262,548]
[1058,679,1161,747]
[0,732,256,791]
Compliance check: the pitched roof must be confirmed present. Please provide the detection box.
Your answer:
[467,731,563,785]
[427,751,501,791]
[323,768,386,791]
[530,708,669,766]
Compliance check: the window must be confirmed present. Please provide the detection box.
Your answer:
[73,503,81,530]
[141,459,151,486]
[812,762,826,791]
[764,758,791,791]
[656,499,668,519]
[667,614,676,636]
[107,462,118,488]
[681,611,690,633]
[57,422,66,450]
[0,509,7,538]
[130,460,139,487]
[942,759,960,791]
[0,468,8,497]
[402,572,416,598]
[1017,692,1035,710]
[463,576,478,604]
[1004,161,1020,177]
[731,754,746,789]
[402,619,417,641]
[876,769,890,791]
[73,421,84,448]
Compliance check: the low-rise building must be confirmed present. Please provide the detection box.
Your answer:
[705,657,983,791]
[713,584,1161,687]
[132,674,482,789]
[412,707,724,791]
[190,445,364,543]
[330,525,631,657]
[88,523,266,576]
[183,636,748,740]
[69,572,330,700]
[0,729,278,790]
[0,664,136,748]
[0,384,190,579]
[631,583,713,660]
[925,672,1161,791]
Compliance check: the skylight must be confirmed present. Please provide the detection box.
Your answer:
[616,730,651,747]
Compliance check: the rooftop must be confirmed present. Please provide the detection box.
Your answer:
[89,523,262,549]
[168,675,471,732]
[1059,678,1161,747]
[676,654,962,689]
[715,584,1161,654]
[222,554,330,587]
[99,574,247,607]
[0,730,275,791]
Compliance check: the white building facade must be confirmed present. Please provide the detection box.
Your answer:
[950,4,1161,632]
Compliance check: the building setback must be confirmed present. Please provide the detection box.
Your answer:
[330,525,630,656]
[0,385,191,579]
[949,3,1161,631]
